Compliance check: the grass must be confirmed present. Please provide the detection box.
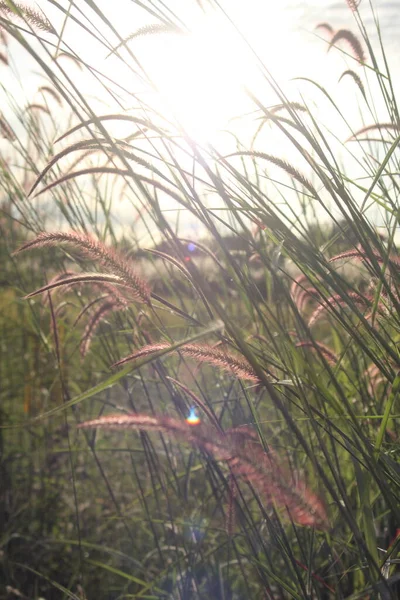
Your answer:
[1,0,400,598]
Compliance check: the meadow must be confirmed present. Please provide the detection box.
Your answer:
[1,1,400,598]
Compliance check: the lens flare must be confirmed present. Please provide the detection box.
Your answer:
[186,406,201,425]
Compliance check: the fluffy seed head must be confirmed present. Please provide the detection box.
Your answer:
[328,29,366,63]
[14,231,151,304]
[112,342,261,382]
[78,413,329,529]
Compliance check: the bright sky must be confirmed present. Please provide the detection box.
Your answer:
[2,0,398,236]
[4,0,392,146]
[31,0,360,140]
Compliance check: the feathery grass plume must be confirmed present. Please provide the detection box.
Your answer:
[112,342,261,382]
[269,102,308,114]
[0,50,7,64]
[29,167,184,208]
[290,272,316,304]
[18,4,54,32]
[42,270,128,307]
[295,341,338,366]
[296,287,320,314]
[347,0,361,11]
[315,23,334,35]
[65,149,98,174]
[38,86,62,106]
[251,111,303,149]
[42,270,75,304]
[329,249,400,273]
[221,152,317,196]
[14,231,151,304]
[80,298,125,357]
[0,114,15,140]
[232,430,327,528]
[23,273,135,300]
[53,52,82,69]
[54,114,167,145]
[27,139,139,196]
[25,103,50,115]
[77,413,228,456]
[73,295,109,327]
[290,273,308,302]
[328,29,366,63]
[308,292,373,328]
[346,122,399,141]
[77,414,329,529]
[289,271,320,314]
[107,23,182,57]
[54,300,70,319]
[0,2,55,33]
[339,69,366,99]
[224,426,328,528]
[28,138,171,197]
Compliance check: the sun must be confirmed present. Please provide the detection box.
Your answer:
[75,1,309,147]
[134,10,262,143]
[133,1,309,145]
[38,0,323,148]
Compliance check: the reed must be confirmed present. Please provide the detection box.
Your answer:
[2,0,400,597]
[15,231,151,304]
[328,29,366,63]
[77,412,328,529]
[112,342,261,382]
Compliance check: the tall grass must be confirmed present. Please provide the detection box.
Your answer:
[2,0,400,598]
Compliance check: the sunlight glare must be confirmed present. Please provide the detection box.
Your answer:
[139,12,261,143]
[186,406,201,426]
[136,2,306,144]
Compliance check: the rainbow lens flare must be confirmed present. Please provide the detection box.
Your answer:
[186,407,201,425]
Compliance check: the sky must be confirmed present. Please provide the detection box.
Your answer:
[4,0,398,144]
[4,1,398,130]
[1,0,399,239]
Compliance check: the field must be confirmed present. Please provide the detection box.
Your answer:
[1,1,400,599]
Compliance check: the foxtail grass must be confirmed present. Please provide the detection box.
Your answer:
[3,0,400,597]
